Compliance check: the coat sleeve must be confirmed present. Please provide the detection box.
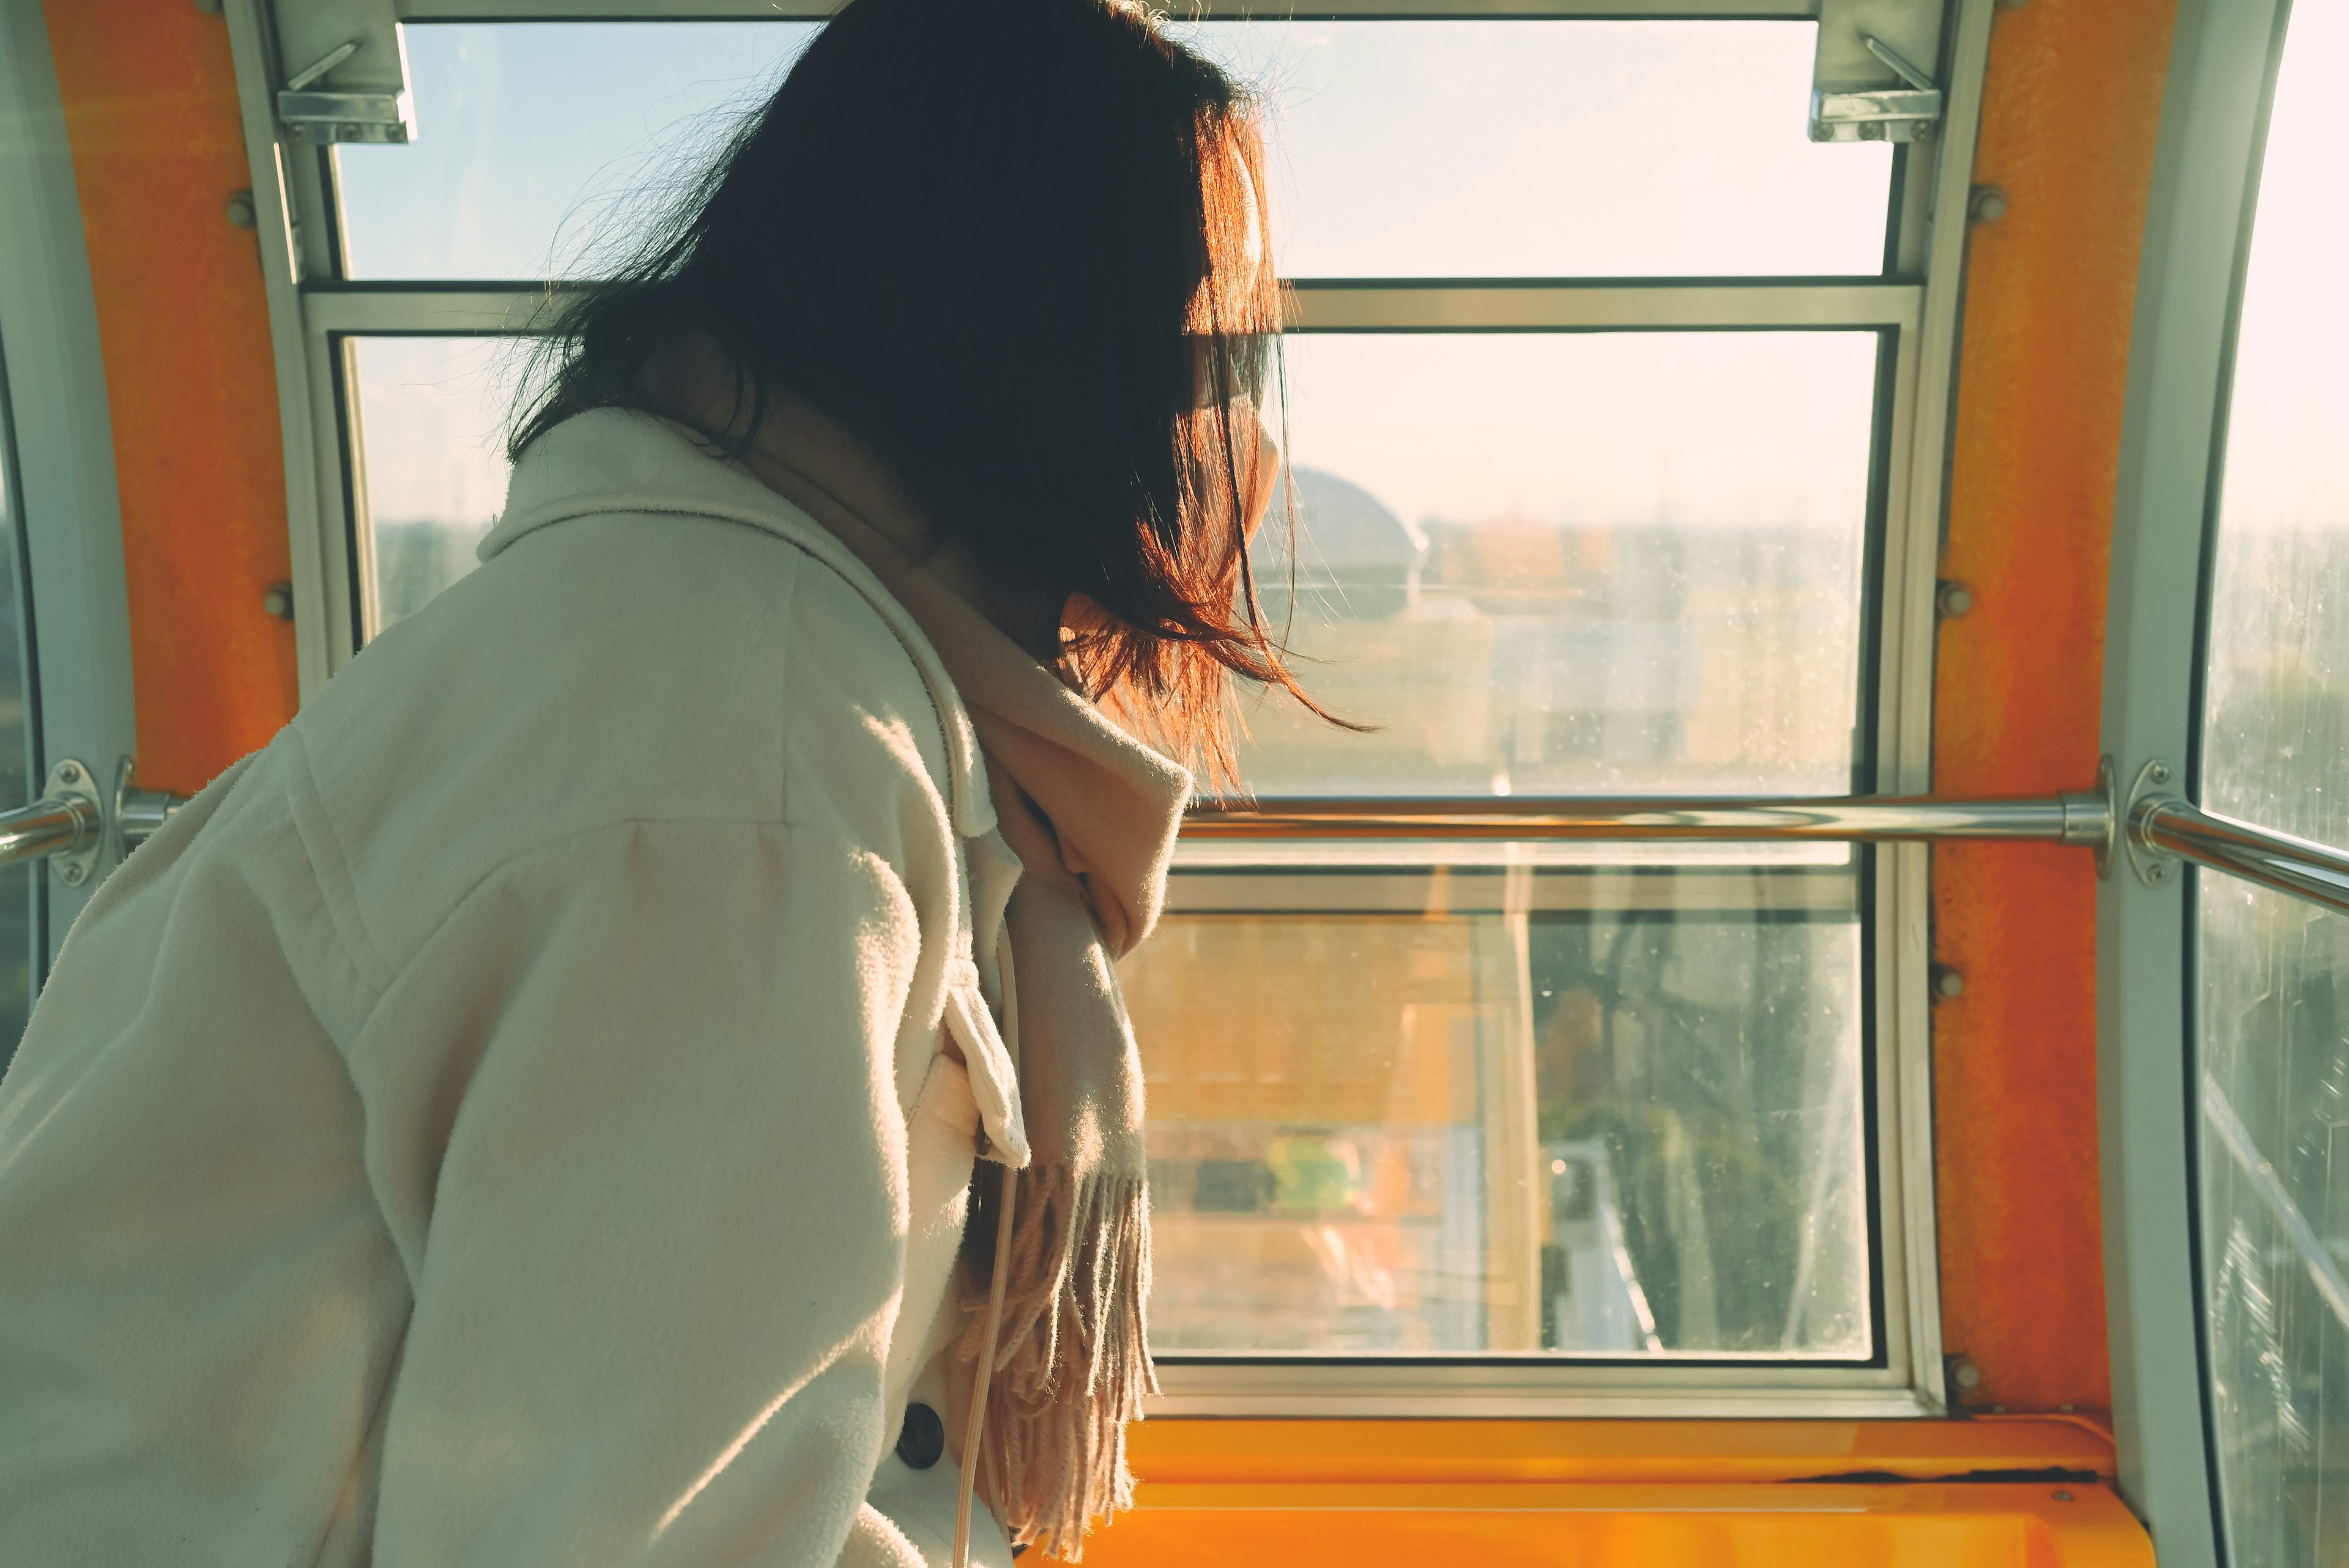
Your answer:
[353,818,938,1568]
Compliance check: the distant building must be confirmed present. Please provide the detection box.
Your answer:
[1252,466,1427,623]
[1236,467,1866,798]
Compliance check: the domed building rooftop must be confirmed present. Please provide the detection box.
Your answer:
[1252,466,1425,621]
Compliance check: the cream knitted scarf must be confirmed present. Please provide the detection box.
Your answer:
[678,382,1187,1562]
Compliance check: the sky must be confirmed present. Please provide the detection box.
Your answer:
[343,19,1897,539]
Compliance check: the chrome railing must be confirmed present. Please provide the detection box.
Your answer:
[0,758,188,883]
[2135,796,2349,915]
[1188,757,2349,922]
[1184,790,2115,847]
[1,751,2340,922]
[0,785,98,869]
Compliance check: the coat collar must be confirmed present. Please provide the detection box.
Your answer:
[484,407,996,840]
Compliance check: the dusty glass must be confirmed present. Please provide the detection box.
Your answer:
[336,21,1892,282]
[1126,853,1870,1357]
[347,337,514,631]
[1239,331,1879,797]
[2194,6,2349,1562]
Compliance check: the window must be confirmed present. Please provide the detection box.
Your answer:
[1143,325,1880,1361]
[2195,4,2349,1558]
[336,21,1892,282]
[1233,330,1878,797]
[344,336,509,629]
[1132,857,1868,1358]
[280,1,1976,1414]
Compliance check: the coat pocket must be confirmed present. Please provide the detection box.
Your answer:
[886,1053,981,1414]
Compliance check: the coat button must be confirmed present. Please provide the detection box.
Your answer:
[897,1402,945,1470]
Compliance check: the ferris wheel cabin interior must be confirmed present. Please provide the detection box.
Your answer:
[0,0,2342,1563]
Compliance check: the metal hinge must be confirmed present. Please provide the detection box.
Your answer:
[1811,35,1943,143]
[1808,0,1948,144]
[276,30,415,145]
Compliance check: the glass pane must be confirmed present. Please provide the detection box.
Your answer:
[2199,889,2349,1564]
[1127,852,1870,1358]
[0,361,42,1070]
[337,21,1891,281]
[1242,331,1878,797]
[339,24,820,280]
[349,338,513,632]
[1174,21,1891,278]
[2195,5,2349,1562]
[345,328,1883,774]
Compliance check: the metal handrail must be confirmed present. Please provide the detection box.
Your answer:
[0,758,187,881]
[2,753,2342,922]
[0,793,96,868]
[2136,797,2349,917]
[1186,759,2349,924]
[1185,790,2116,846]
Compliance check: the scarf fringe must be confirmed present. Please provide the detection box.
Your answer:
[957,1163,1157,1562]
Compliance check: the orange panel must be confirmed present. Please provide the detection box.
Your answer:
[1047,1420,2148,1566]
[1121,1416,2115,1485]
[1930,0,2179,1415]
[1069,1482,2149,1568]
[43,0,297,794]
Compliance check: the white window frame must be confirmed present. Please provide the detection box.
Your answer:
[223,0,1997,1419]
[0,0,143,955]
[2096,0,2293,1557]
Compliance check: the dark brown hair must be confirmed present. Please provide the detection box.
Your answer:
[512,0,1316,780]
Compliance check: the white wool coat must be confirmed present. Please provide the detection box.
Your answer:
[0,410,1033,1568]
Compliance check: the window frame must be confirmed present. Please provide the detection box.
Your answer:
[224,0,1996,1419]
[2095,0,2297,1556]
[0,0,143,960]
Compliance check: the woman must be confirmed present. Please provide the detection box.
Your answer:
[0,2,1312,1563]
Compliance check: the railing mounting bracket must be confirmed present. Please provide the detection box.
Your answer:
[115,758,185,856]
[2123,760,2183,889]
[43,759,103,887]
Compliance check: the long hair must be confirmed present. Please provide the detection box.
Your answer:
[511,0,1320,780]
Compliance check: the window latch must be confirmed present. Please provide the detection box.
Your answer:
[277,28,416,146]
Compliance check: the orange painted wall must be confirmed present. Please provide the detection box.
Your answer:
[42,0,297,795]
[1931,0,2178,1415]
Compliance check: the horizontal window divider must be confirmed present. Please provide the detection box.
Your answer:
[303,287,557,335]
[1148,1363,1934,1422]
[308,278,1926,333]
[303,279,1923,335]
[1285,279,1922,331]
[395,0,1816,22]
